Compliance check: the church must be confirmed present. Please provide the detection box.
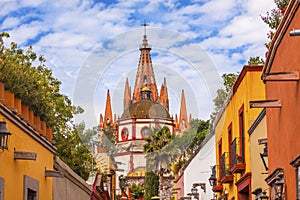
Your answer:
[98,24,191,198]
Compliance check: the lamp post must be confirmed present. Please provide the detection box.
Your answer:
[208,174,216,187]
[0,121,11,150]
[274,177,284,200]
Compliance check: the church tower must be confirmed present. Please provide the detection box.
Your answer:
[132,22,159,103]
[98,22,192,198]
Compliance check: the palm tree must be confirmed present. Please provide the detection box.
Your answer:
[143,126,174,200]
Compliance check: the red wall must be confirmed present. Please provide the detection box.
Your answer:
[265,1,300,199]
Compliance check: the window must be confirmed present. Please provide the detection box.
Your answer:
[27,189,36,200]
[290,154,300,200]
[218,139,222,179]
[297,166,300,200]
[228,123,232,168]
[141,127,150,138]
[239,105,245,160]
[121,128,129,141]
[24,175,39,200]
[0,177,4,200]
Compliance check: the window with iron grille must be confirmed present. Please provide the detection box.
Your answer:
[27,189,36,200]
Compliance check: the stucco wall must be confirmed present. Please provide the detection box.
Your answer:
[263,1,300,199]
[248,111,269,199]
[53,157,92,200]
[184,133,215,200]
[0,104,54,200]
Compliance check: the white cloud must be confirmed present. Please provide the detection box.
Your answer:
[0,0,277,126]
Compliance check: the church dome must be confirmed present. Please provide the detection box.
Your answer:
[121,100,170,119]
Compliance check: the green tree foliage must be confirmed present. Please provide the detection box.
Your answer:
[144,126,174,171]
[0,33,74,131]
[248,56,265,65]
[186,119,210,154]
[210,73,239,121]
[144,171,159,200]
[131,183,144,199]
[55,122,96,180]
[170,119,209,175]
[0,32,95,180]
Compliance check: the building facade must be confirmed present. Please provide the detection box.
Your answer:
[212,66,265,200]
[262,0,300,199]
[247,109,269,199]
[182,131,216,200]
[0,83,55,200]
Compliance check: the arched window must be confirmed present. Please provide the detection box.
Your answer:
[143,75,147,84]
[121,128,129,141]
[141,127,150,138]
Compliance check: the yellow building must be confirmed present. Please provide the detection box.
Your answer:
[212,66,265,200]
[0,85,56,200]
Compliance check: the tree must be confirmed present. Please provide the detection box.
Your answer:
[170,119,209,175]
[186,119,210,154]
[144,126,174,171]
[210,73,239,121]
[131,183,144,199]
[0,32,95,180]
[248,56,264,65]
[143,126,174,200]
[144,171,159,200]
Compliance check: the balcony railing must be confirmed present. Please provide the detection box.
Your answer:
[220,152,233,183]
[211,165,223,193]
[230,137,245,173]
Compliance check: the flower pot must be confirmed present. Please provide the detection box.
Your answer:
[4,90,17,113]
[34,115,42,134]
[14,97,23,118]
[0,82,5,104]
[40,121,46,136]
[29,109,36,129]
[281,6,287,15]
[22,104,30,123]
[46,126,52,141]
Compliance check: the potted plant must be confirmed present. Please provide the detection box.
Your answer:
[236,155,243,163]
[274,0,289,11]
[261,8,282,29]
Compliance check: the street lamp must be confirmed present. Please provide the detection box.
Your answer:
[274,177,284,200]
[260,144,268,171]
[0,121,11,150]
[252,188,269,200]
[208,174,216,187]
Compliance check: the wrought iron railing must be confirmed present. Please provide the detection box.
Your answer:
[230,137,243,168]
[220,152,230,179]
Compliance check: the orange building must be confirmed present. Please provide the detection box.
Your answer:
[261,0,300,199]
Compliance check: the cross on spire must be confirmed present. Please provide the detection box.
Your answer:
[141,20,149,36]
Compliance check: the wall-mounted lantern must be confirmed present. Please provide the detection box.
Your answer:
[0,121,11,150]
[252,188,269,200]
[274,177,284,200]
[258,139,268,171]
[208,174,216,187]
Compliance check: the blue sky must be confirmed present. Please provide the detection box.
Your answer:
[0,0,276,128]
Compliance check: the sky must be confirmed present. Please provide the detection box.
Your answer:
[0,0,276,128]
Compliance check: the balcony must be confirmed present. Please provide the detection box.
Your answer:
[220,152,234,183]
[211,165,223,193]
[230,138,245,173]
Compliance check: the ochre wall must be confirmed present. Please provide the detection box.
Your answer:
[214,68,265,199]
[0,113,54,200]
[249,114,269,199]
